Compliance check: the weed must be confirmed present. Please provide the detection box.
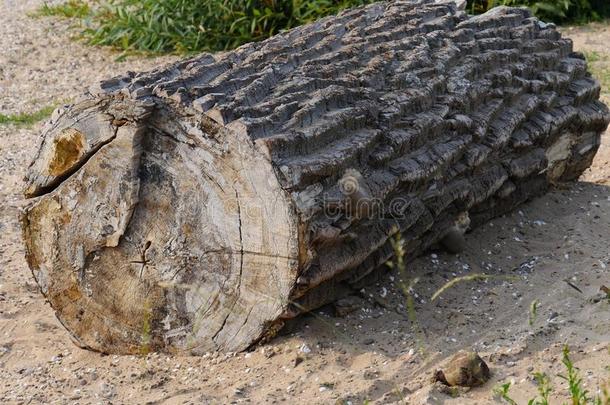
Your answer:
[35,0,91,19]
[495,346,607,405]
[529,299,541,327]
[529,372,552,405]
[583,50,607,64]
[387,232,427,354]
[581,49,610,102]
[596,382,610,405]
[494,382,519,405]
[558,345,593,405]
[0,105,56,127]
[588,65,610,102]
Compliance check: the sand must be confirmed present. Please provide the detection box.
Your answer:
[0,2,608,403]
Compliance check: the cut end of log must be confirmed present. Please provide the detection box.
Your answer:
[22,100,299,354]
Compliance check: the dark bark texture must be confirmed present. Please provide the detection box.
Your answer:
[22,0,610,354]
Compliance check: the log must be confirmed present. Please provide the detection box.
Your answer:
[21,0,609,354]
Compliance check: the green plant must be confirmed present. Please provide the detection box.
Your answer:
[559,345,593,405]
[36,0,610,56]
[494,382,518,405]
[592,67,610,100]
[35,0,91,18]
[582,49,610,103]
[495,346,608,405]
[529,299,541,327]
[529,372,552,405]
[37,0,376,55]
[583,51,607,64]
[0,105,56,127]
[386,232,426,353]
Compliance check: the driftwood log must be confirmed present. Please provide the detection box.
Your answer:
[22,0,609,354]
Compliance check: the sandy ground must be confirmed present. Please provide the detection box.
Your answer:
[0,2,609,404]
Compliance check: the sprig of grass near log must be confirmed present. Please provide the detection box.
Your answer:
[529,299,541,327]
[386,232,427,354]
[386,230,520,357]
[0,105,56,127]
[430,273,517,301]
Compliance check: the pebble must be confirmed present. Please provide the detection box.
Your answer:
[299,344,311,354]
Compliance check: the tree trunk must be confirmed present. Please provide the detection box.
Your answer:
[21,1,609,354]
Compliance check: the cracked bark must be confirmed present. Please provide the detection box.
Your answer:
[21,0,609,354]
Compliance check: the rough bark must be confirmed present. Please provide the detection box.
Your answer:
[21,0,609,354]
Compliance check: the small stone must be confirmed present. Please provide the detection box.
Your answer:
[363,338,375,345]
[99,382,116,398]
[333,296,364,317]
[299,344,311,354]
[69,389,82,400]
[433,350,491,387]
[262,347,275,358]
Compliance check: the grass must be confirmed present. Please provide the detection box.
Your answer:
[494,346,609,405]
[583,50,608,64]
[430,273,516,301]
[495,382,518,405]
[35,0,91,19]
[386,232,427,354]
[584,50,610,102]
[558,346,594,405]
[33,0,377,55]
[32,1,610,58]
[531,372,552,405]
[529,299,541,327]
[592,67,610,99]
[0,105,56,127]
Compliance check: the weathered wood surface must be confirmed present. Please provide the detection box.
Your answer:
[21,0,609,354]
